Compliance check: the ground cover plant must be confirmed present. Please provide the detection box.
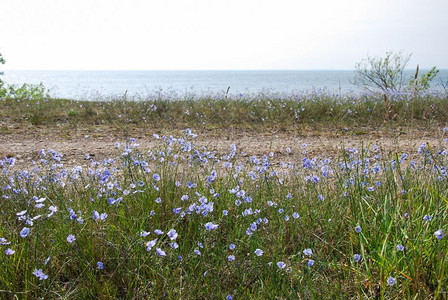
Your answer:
[0,128,447,299]
[0,89,447,136]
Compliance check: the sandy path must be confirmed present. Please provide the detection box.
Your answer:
[1,125,445,168]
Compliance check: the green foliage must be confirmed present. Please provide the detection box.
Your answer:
[0,52,5,91]
[6,82,49,100]
[355,51,440,95]
[0,52,49,101]
[409,66,440,93]
[355,51,412,93]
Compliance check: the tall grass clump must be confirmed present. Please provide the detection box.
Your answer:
[0,129,447,298]
[1,89,447,131]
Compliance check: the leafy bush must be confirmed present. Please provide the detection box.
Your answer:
[0,52,49,101]
[355,51,439,94]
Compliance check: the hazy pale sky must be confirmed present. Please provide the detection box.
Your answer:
[1,0,447,70]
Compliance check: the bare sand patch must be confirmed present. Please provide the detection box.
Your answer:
[1,125,444,168]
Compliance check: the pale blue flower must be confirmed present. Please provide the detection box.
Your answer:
[204,222,219,230]
[254,249,263,256]
[0,237,10,245]
[228,255,235,262]
[97,262,104,269]
[146,238,158,251]
[33,269,48,280]
[5,248,15,255]
[387,276,397,286]
[354,254,361,263]
[229,244,236,250]
[396,244,405,251]
[307,259,315,267]
[67,234,76,243]
[277,261,286,269]
[434,229,445,240]
[303,248,313,257]
[156,248,166,256]
[140,231,150,237]
[355,225,362,233]
[20,227,30,238]
[167,228,178,240]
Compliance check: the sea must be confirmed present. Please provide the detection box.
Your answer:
[2,70,448,100]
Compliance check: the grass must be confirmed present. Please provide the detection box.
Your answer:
[0,90,447,133]
[0,90,447,298]
[0,128,447,299]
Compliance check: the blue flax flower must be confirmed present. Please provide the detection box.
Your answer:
[387,276,397,286]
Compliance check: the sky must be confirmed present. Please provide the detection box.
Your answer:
[1,0,447,70]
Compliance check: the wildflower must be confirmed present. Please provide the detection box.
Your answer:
[20,227,30,238]
[0,238,10,245]
[170,242,179,249]
[254,249,263,256]
[355,225,362,233]
[33,269,48,280]
[292,212,300,219]
[387,276,397,286]
[167,229,178,240]
[204,222,219,230]
[146,239,158,251]
[16,210,27,216]
[228,255,235,262]
[67,234,76,243]
[154,229,164,235]
[156,248,166,256]
[47,206,57,217]
[153,174,160,181]
[226,295,233,300]
[5,248,15,255]
[307,259,315,267]
[97,262,104,270]
[277,261,286,269]
[140,231,150,237]
[354,254,361,263]
[229,244,236,250]
[194,249,201,256]
[303,248,313,257]
[396,244,405,251]
[434,229,445,240]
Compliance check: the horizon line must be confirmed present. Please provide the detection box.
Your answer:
[4,68,447,72]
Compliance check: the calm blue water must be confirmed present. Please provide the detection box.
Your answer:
[2,70,448,100]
